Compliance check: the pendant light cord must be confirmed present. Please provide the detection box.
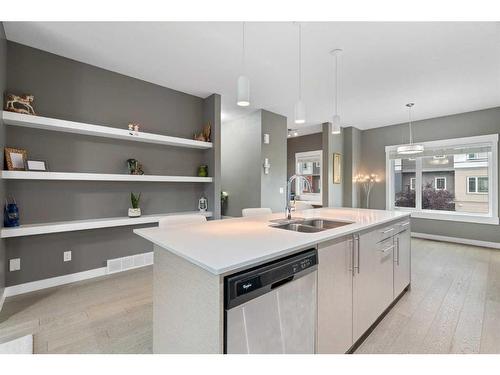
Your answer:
[408,104,413,145]
[298,23,302,100]
[242,22,246,73]
[335,52,339,116]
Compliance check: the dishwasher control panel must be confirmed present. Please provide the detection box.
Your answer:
[225,248,317,309]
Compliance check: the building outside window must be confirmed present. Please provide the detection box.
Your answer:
[386,134,498,224]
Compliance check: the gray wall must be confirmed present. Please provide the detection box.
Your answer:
[343,126,362,208]
[5,42,217,286]
[260,110,287,213]
[360,107,500,243]
[322,123,344,207]
[0,23,6,300]
[221,109,287,217]
[221,111,261,217]
[287,132,322,181]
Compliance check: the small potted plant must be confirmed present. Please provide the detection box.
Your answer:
[129,192,142,217]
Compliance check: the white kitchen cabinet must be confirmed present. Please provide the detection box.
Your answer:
[317,236,353,353]
[352,230,395,342]
[393,223,411,298]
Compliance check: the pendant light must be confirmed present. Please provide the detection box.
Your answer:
[397,103,424,155]
[294,23,305,124]
[237,22,250,107]
[331,49,342,134]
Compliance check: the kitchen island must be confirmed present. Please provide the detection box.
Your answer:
[134,207,411,354]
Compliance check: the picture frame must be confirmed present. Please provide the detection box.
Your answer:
[4,147,28,171]
[333,153,342,184]
[27,160,48,171]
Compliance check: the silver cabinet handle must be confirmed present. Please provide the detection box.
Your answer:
[400,222,410,228]
[355,234,360,274]
[380,245,394,254]
[396,237,400,265]
[382,228,394,234]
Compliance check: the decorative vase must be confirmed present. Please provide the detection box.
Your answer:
[4,200,20,227]
[198,196,208,212]
[197,165,208,177]
[128,208,141,217]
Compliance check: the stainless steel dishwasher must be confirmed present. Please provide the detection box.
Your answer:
[224,249,318,354]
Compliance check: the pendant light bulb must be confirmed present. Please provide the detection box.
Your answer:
[294,99,305,124]
[237,75,250,107]
[237,22,250,107]
[332,114,341,134]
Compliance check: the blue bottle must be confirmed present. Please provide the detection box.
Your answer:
[4,197,20,227]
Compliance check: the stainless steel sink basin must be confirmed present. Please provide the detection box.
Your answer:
[270,218,353,233]
[272,223,323,233]
[300,219,352,230]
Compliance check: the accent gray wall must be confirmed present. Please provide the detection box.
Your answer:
[322,123,344,207]
[0,23,6,299]
[221,109,287,217]
[221,111,261,217]
[343,126,362,208]
[5,42,218,286]
[260,110,287,213]
[360,107,500,243]
[287,132,322,181]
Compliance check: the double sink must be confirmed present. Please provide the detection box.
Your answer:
[270,218,353,233]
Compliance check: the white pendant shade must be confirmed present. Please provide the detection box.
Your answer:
[331,114,341,134]
[396,144,425,155]
[237,75,250,107]
[397,102,424,155]
[294,99,305,124]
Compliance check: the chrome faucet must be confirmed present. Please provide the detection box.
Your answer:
[286,175,312,220]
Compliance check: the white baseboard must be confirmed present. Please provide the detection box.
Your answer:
[412,232,500,249]
[0,289,5,313]
[4,252,154,298]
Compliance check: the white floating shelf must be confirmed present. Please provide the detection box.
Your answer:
[1,171,212,183]
[1,211,213,238]
[2,111,212,149]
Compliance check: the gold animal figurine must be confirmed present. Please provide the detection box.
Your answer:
[5,93,36,115]
[194,122,211,142]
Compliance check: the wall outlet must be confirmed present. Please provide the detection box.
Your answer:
[63,251,72,262]
[9,258,21,272]
[279,187,285,194]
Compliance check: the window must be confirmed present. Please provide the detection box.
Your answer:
[410,177,416,190]
[467,176,488,194]
[435,177,446,190]
[386,134,498,224]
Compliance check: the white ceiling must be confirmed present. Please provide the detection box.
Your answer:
[4,22,500,134]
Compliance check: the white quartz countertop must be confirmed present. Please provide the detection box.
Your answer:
[133,208,410,276]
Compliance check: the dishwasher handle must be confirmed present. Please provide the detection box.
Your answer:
[271,275,294,289]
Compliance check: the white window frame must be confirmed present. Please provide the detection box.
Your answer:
[410,177,416,190]
[467,176,489,194]
[386,134,499,225]
[434,177,446,190]
[295,150,323,205]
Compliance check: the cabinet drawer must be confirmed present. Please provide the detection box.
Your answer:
[394,220,411,234]
[377,237,395,257]
[377,225,396,242]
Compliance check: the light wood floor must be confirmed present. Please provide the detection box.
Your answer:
[0,238,499,354]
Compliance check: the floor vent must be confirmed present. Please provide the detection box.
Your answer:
[106,252,154,274]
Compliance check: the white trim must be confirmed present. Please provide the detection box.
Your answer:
[434,176,446,190]
[4,267,107,297]
[385,133,499,152]
[2,111,212,150]
[1,171,213,183]
[0,289,5,312]
[412,232,500,249]
[0,211,212,238]
[4,255,154,297]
